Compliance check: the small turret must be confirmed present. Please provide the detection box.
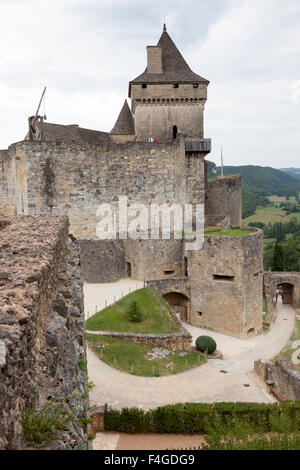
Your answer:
[110,99,135,143]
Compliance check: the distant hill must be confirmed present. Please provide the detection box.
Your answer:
[280,168,300,180]
[207,163,300,197]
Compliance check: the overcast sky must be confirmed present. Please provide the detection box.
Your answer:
[0,0,299,168]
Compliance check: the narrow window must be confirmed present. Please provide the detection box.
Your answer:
[193,83,199,88]
[126,262,132,278]
[164,270,175,275]
[197,312,203,317]
[213,274,235,282]
[142,83,147,89]
[173,125,178,140]
[174,83,179,88]
[184,256,188,277]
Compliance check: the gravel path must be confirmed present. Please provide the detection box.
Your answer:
[87,298,295,410]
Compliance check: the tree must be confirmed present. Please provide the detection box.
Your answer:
[271,243,285,272]
[126,300,142,322]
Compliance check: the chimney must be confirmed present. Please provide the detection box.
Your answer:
[146,46,163,73]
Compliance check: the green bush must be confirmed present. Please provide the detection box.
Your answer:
[126,300,142,323]
[195,336,217,354]
[104,402,300,436]
[22,398,74,447]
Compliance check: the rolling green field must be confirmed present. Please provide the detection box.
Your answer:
[244,207,300,226]
[243,205,286,225]
[85,287,180,334]
[86,333,206,376]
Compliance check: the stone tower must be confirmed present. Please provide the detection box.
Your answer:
[129,24,209,143]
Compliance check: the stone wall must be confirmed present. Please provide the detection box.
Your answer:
[205,175,242,228]
[123,238,184,281]
[86,327,193,352]
[0,137,187,239]
[131,83,207,143]
[0,215,88,450]
[79,239,125,283]
[254,359,300,401]
[186,229,263,338]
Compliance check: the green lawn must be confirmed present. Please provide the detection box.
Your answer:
[85,287,181,334]
[86,333,206,376]
[204,228,253,236]
[273,318,300,373]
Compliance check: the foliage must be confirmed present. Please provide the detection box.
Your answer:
[242,190,269,219]
[200,415,300,450]
[66,442,88,450]
[271,242,286,271]
[86,333,206,377]
[77,358,88,373]
[78,417,92,428]
[104,402,300,436]
[85,288,180,334]
[126,299,142,322]
[22,397,74,448]
[195,336,217,354]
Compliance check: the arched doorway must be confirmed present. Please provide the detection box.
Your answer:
[277,283,294,305]
[163,292,190,322]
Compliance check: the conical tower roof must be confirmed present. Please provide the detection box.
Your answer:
[110,100,135,135]
[129,25,209,95]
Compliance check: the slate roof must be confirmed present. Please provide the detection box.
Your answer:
[33,121,110,144]
[129,26,209,95]
[110,100,135,135]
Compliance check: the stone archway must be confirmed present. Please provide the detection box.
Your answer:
[263,272,300,323]
[163,292,190,322]
[277,283,294,305]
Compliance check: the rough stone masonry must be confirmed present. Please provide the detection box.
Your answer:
[0,215,88,450]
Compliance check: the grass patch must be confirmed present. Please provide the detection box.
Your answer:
[86,333,206,377]
[22,398,74,448]
[204,228,253,236]
[85,288,180,334]
[273,318,300,372]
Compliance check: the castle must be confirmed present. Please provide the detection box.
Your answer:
[0,25,264,338]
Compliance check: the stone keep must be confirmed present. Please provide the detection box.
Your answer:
[0,25,263,339]
[129,24,209,143]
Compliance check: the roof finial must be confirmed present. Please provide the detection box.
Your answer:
[163,14,167,31]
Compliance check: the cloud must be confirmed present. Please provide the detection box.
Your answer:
[0,0,299,167]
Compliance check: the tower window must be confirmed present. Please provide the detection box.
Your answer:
[213,274,235,282]
[174,83,179,88]
[142,84,147,89]
[193,83,199,88]
[173,125,178,140]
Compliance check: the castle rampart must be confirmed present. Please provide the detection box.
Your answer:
[0,215,88,449]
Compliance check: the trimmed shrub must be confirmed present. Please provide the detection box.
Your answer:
[195,336,217,354]
[126,300,142,323]
[104,402,300,435]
